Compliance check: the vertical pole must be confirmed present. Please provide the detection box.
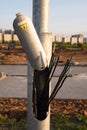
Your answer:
[27,0,52,130]
[33,0,52,65]
[27,64,50,129]
[33,0,50,36]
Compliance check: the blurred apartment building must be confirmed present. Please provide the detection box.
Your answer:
[55,35,70,43]
[62,36,70,43]
[0,29,19,43]
[70,34,84,44]
[55,35,63,43]
[0,29,87,44]
[55,34,85,44]
[4,34,12,42]
[0,33,2,43]
[84,38,87,43]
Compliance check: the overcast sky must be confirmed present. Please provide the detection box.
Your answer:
[0,0,87,36]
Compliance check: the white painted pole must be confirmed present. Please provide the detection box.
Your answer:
[40,32,52,65]
[33,0,50,36]
[33,0,52,65]
[27,63,50,130]
[27,0,52,130]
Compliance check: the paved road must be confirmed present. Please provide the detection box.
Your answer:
[0,65,87,99]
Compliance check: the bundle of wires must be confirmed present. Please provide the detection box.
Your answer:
[48,57,72,104]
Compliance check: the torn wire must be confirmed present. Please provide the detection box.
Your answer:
[48,56,59,83]
[49,58,72,104]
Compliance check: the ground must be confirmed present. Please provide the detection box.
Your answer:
[55,48,87,65]
[0,48,87,65]
[0,48,87,129]
[0,98,87,119]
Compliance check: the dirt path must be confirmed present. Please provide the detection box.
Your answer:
[0,98,87,119]
[0,48,87,65]
[0,49,87,121]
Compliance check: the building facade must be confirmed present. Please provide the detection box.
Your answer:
[0,32,19,43]
[12,34,19,41]
[55,35,70,43]
[55,35,63,43]
[70,37,77,44]
[4,34,12,42]
[71,34,84,44]
[84,38,87,43]
[0,33,2,43]
[62,36,70,43]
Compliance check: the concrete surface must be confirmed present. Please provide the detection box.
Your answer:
[0,65,87,99]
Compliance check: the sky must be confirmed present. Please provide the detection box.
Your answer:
[0,0,87,37]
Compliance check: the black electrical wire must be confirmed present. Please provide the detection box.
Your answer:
[36,54,72,117]
[58,59,71,80]
[49,54,56,74]
[36,55,59,117]
[48,59,72,104]
[49,75,67,104]
[49,65,71,103]
[48,56,59,83]
[57,57,72,83]
[49,51,60,75]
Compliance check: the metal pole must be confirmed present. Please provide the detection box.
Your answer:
[27,63,50,130]
[27,0,52,130]
[33,0,50,36]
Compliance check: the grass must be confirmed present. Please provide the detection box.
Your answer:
[0,114,87,130]
[0,117,27,130]
[53,42,87,49]
[52,115,87,130]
